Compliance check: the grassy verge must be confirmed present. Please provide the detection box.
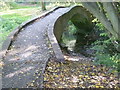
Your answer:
[0,14,30,48]
[0,6,40,49]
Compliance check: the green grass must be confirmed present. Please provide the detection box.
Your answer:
[4,2,39,10]
[10,4,39,9]
[0,5,40,49]
[0,13,30,49]
[2,14,30,21]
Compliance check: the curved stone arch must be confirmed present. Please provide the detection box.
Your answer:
[47,6,94,62]
[54,6,93,42]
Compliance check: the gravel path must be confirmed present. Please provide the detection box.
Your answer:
[2,8,69,88]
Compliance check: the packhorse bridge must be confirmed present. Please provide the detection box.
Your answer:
[1,6,94,88]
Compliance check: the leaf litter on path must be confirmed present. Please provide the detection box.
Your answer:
[44,56,120,88]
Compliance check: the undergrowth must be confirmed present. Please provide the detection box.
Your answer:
[91,22,120,72]
[61,20,120,73]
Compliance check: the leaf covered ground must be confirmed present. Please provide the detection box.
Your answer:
[44,56,120,88]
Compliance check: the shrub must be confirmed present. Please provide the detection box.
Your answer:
[91,23,120,71]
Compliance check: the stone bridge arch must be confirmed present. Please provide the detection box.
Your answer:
[54,6,94,42]
[47,6,94,62]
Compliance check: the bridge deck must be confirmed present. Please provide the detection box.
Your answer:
[2,7,69,88]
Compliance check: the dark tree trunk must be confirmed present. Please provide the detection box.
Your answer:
[41,0,46,11]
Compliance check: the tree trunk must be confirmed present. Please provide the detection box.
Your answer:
[41,0,46,11]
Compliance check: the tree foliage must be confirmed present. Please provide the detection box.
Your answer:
[81,2,120,52]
